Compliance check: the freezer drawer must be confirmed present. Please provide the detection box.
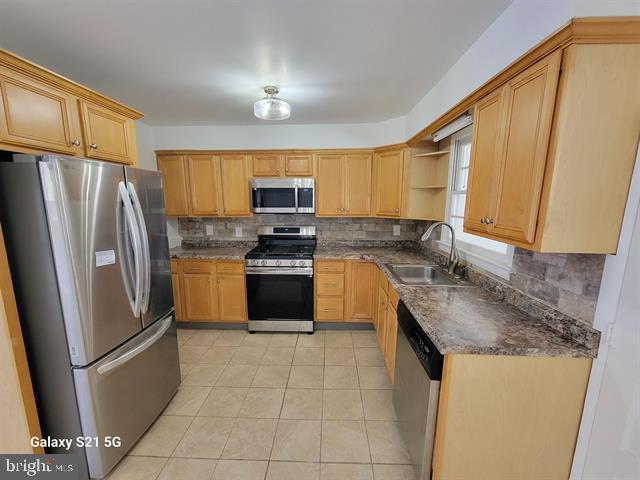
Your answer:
[73,315,180,479]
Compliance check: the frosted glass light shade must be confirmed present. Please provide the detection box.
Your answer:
[253,97,291,120]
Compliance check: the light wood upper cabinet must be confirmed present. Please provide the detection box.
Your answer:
[79,100,136,164]
[317,154,345,216]
[252,153,281,177]
[490,51,561,243]
[0,67,82,155]
[0,49,142,163]
[344,154,372,216]
[187,154,222,216]
[285,154,313,176]
[345,261,375,322]
[373,149,405,217]
[220,154,251,216]
[465,89,504,233]
[317,153,372,217]
[157,155,190,216]
[465,50,562,244]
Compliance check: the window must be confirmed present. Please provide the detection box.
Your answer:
[438,125,514,279]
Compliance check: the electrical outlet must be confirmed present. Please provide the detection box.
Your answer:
[205,224,214,236]
[393,224,401,236]
[235,227,243,237]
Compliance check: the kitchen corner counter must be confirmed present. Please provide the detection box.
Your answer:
[314,245,596,359]
[170,245,252,261]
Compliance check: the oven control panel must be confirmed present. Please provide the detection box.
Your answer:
[245,258,313,268]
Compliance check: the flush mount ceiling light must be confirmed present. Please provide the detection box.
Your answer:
[253,86,291,121]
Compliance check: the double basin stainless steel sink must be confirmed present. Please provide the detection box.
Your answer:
[386,264,473,287]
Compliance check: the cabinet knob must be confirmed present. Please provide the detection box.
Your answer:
[395,208,400,213]
[90,143,98,150]
[70,139,80,147]
[480,217,486,224]
[487,218,494,225]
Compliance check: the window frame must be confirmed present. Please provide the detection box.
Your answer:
[437,125,514,280]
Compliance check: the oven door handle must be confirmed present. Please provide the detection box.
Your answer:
[246,267,313,276]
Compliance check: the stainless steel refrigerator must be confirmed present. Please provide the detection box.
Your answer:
[0,154,180,479]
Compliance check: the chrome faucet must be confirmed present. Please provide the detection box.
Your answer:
[420,222,459,275]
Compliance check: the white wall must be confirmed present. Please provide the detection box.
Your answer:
[151,116,406,150]
[405,0,640,138]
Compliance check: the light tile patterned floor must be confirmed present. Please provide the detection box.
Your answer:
[107,328,416,480]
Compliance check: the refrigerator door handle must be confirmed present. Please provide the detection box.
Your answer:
[127,182,151,315]
[118,181,143,317]
[96,317,172,375]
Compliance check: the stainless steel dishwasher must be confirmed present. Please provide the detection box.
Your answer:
[393,301,444,480]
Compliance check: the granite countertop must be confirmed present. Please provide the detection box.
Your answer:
[172,244,595,358]
[170,245,252,260]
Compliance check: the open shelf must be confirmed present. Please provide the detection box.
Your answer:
[405,138,451,221]
[412,150,450,158]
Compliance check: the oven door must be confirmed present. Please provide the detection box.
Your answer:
[251,187,297,213]
[246,267,314,320]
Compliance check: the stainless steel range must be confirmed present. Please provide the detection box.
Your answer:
[245,226,316,333]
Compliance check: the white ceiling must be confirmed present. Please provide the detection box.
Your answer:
[0,0,512,126]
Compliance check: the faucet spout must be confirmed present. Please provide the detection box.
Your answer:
[420,221,459,275]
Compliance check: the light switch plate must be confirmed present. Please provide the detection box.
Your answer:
[205,224,214,236]
[393,224,401,236]
[235,227,243,237]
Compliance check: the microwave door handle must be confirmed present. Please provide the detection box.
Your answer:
[294,186,299,212]
[127,182,151,315]
[118,181,143,317]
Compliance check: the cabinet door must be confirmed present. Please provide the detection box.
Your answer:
[374,149,404,217]
[217,275,247,322]
[376,286,388,350]
[0,67,81,154]
[182,273,213,321]
[187,154,222,216]
[172,272,183,321]
[252,153,281,177]
[384,305,398,383]
[464,88,505,234]
[79,100,134,164]
[220,154,251,216]
[490,50,562,243]
[346,261,375,322]
[344,154,372,216]
[285,154,313,176]
[157,155,190,216]
[317,154,345,216]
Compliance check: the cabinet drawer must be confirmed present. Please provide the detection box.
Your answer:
[388,287,400,310]
[316,297,344,321]
[316,260,345,273]
[216,261,244,275]
[181,260,212,274]
[316,273,345,296]
[170,259,179,273]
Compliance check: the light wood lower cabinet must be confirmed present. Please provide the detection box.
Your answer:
[345,261,376,322]
[315,259,376,323]
[170,260,183,321]
[173,259,246,323]
[432,354,592,480]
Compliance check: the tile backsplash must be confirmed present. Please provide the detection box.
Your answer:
[179,216,421,243]
[179,216,605,326]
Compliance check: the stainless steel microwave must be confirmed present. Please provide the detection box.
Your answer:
[250,178,315,214]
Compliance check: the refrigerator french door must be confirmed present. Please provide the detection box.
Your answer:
[0,154,180,479]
